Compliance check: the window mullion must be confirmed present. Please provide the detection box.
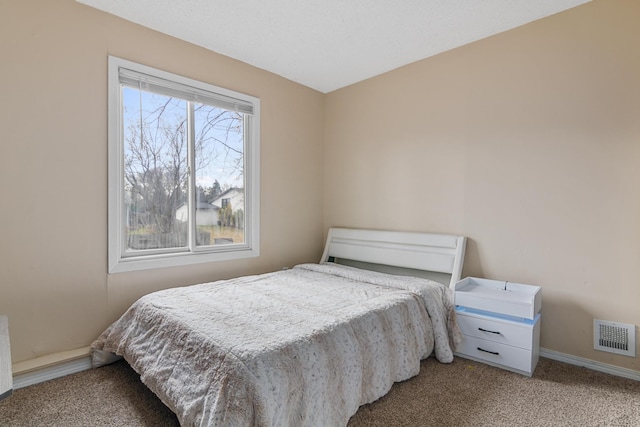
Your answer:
[187,101,196,251]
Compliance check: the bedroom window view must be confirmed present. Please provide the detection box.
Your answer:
[123,89,245,251]
[108,57,260,272]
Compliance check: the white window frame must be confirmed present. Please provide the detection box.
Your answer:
[108,56,260,273]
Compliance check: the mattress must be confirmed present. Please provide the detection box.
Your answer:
[92,263,461,426]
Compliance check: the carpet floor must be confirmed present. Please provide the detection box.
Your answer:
[1,356,638,426]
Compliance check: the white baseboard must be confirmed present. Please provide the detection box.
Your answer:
[11,347,639,390]
[13,355,92,390]
[540,348,640,381]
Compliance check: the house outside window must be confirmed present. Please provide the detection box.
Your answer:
[108,56,260,273]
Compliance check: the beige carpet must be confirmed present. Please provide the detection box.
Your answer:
[1,356,638,426]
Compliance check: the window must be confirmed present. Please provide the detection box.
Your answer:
[108,56,260,273]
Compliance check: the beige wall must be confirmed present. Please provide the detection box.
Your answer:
[325,0,640,371]
[0,0,324,363]
[2,0,639,375]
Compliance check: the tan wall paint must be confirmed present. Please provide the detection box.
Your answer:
[0,0,324,363]
[325,0,640,371]
[2,0,639,375]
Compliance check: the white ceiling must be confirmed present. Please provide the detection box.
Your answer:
[78,0,591,93]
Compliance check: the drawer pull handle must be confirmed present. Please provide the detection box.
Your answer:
[477,347,499,356]
[478,327,501,335]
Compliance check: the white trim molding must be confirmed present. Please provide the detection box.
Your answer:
[12,347,92,390]
[0,316,12,399]
[13,357,92,390]
[540,348,640,382]
[12,346,639,391]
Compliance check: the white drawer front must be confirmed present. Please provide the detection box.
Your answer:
[457,313,534,350]
[457,335,533,374]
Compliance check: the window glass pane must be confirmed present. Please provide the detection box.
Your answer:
[123,87,189,252]
[193,103,245,247]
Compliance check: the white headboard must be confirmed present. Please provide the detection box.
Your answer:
[320,228,467,289]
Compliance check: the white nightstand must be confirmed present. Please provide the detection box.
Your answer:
[453,278,541,377]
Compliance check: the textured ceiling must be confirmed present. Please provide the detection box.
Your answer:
[78,0,591,93]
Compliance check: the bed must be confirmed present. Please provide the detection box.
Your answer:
[92,227,467,426]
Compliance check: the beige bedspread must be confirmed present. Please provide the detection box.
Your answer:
[91,263,460,427]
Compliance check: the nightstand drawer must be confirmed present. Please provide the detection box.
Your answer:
[457,311,537,350]
[457,335,534,374]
